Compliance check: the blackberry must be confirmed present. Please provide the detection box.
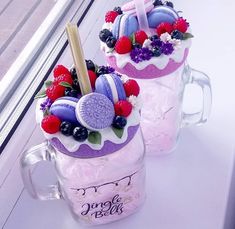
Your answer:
[113,6,123,15]
[60,121,74,136]
[73,126,88,142]
[132,43,142,49]
[171,30,183,40]
[112,116,127,129]
[70,67,77,80]
[106,36,117,48]
[85,59,96,72]
[72,79,81,93]
[150,35,159,41]
[164,1,174,8]
[152,47,162,57]
[153,0,163,7]
[99,29,113,42]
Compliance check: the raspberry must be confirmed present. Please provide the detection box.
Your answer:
[115,36,132,54]
[105,11,119,23]
[88,70,97,88]
[173,18,189,33]
[41,115,61,134]
[156,22,173,36]
[46,84,65,101]
[53,74,73,85]
[114,100,132,117]
[123,79,140,97]
[53,65,70,78]
[134,30,148,45]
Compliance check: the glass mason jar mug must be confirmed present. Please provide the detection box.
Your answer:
[138,64,212,155]
[21,127,145,225]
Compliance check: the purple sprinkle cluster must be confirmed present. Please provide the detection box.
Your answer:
[152,39,174,55]
[130,48,153,63]
[40,98,52,112]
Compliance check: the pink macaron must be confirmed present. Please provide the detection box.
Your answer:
[122,0,154,16]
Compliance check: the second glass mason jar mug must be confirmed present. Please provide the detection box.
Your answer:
[21,128,146,225]
[138,64,212,155]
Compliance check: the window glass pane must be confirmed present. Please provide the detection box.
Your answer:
[0,0,57,79]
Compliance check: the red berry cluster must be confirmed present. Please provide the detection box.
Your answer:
[156,18,189,36]
[114,79,140,117]
[114,30,148,54]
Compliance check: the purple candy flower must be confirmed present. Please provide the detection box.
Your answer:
[40,98,52,112]
[151,39,163,48]
[161,42,174,55]
[130,48,153,63]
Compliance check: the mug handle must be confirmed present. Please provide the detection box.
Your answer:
[21,141,62,200]
[181,65,212,127]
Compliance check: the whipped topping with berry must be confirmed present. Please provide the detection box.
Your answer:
[35,63,142,158]
[99,2,193,75]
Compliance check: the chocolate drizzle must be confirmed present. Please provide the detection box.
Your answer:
[71,171,138,196]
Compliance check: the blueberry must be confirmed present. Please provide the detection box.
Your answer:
[85,59,96,72]
[164,1,174,8]
[70,67,77,80]
[113,6,123,14]
[171,30,183,40]
[106,36,117,48]
[73,126,88,142]
[152,47,162,57]
[72,79,81,93]
[99,29,113,42]
[150,35,159,41]
[60,121,74,136]
[132,43,142,49]
[96,66,108,76]
[153,0,163,6]
[112,116,127,129]
[65,88,79,97]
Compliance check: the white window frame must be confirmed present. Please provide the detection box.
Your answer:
[0,0,95,226]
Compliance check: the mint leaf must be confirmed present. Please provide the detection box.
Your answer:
[112,127,124,139]
[34,90,46,99]
[59,81,72,88]
[182,33,194,40]
[95,64,99,73]
[130,33,135,44]
[44,80,53,88]
[88,131,102,145]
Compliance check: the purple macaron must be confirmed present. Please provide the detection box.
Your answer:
[95,73,126,104]
[75,93,115,131]
[112,14,139,39]
[49,96,79,124]
[147,6,179,28]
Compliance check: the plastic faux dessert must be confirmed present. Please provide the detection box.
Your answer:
[99,0,211,155]
[100,0,192,79]
[21,24,145,226]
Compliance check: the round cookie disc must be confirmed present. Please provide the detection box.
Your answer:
[75,93,115,130]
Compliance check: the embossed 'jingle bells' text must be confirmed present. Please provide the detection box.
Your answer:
[81,194,124,218]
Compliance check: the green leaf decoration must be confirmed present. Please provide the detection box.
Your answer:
[34,90,46,99]
[112,127,124,139]
[182,33,194,40]
[59,81,72,88]
[43,108,50,117]
[130,33,135,44]
[44,80,53,88]
[107,48,114,53]
[95,64,99,73]
[88,131,102,145]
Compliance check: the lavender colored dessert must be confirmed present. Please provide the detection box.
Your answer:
[75,93,115,130]
[95,73,126,103]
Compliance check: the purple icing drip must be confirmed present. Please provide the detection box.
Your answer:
[50,125,139,158]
